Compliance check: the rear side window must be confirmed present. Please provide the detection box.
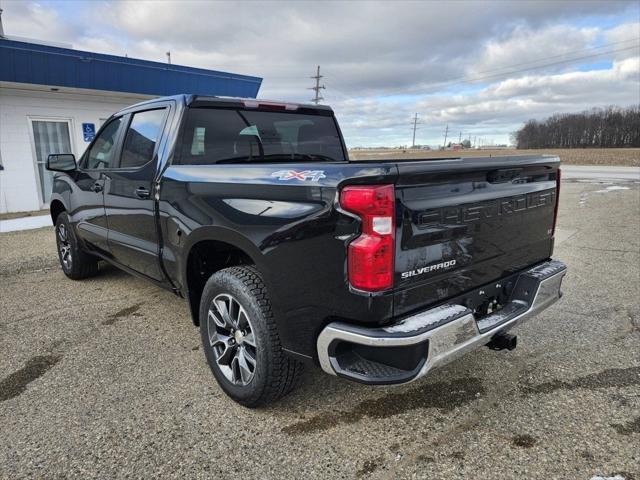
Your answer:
[120,109,166,168]
[177,108,345,165]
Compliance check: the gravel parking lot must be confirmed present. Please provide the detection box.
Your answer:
[1,180,638,479]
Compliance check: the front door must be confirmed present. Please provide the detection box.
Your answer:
[30,119,73,207]
[73,116,125,253]
[104,107,168,281]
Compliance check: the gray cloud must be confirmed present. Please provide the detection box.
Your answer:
[2,0,638,146]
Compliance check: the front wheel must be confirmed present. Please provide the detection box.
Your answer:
[55,212,99,279]
[199,266,303,407]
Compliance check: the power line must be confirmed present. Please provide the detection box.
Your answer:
[359,44,640,99]
[470,38,639,76]
[308,65,326,104]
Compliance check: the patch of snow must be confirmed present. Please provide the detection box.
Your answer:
[594,185,630,193]
[590,475,626,480]
[384,304,469,333]
[527,261,565,279]
[579,192,588,207]
[476,300,527,332]
[0,215,52,233]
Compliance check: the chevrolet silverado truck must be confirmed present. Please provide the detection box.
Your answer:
[46,94,566,407]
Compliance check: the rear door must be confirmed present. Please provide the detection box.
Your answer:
[103,106,170,281]
[393,157,559,317]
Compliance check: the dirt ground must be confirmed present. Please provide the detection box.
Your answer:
[349,147,640,166]
[0,179,639,479]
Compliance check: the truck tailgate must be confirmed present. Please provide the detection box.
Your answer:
[393,155,560,317]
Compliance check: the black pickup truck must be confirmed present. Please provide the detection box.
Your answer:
[47,94,566,407]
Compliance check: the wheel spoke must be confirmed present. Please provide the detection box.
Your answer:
[241,346,256,367]
[213,338,235,365]
[243,331,256,348]
[208,308,227,330]
[58,225,67,242]
[214,298,234,329]
[229,298,240,328]
[237,347,254,383]
[237,308,249,329]
[230,355,241,383]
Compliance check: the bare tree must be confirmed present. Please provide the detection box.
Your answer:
[515,105,640,149]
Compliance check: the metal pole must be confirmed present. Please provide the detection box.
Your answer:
[412,113,418,148]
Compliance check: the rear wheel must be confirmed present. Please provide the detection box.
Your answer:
[55,212,99,279]
[199,266,303,407]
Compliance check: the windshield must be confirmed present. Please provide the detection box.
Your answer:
[177,108,346,165]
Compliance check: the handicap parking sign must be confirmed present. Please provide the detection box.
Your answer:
[82,123,96,142]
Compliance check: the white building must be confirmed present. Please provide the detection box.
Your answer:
[0,35,261,214]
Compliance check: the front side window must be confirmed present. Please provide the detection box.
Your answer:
[177,108,345,165]
[120,109,166,169]
[86,117,122,169]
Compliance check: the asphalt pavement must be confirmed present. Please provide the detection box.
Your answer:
[0,179,638,479]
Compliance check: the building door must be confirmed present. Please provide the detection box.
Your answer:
[30,119,73,206]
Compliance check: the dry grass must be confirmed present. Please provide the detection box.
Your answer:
[348,148,639,166]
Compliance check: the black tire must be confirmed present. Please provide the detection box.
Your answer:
[55,212,99,280]
[199,266,303,407]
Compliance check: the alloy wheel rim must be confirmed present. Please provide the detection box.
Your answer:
[57,224,72,270]
[207,293,257,386]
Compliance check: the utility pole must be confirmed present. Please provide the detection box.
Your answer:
[411,113,419,148]
[309,65,326,104]
[458,131,462,143]
[166,51,171,64]
[443,124,449,149]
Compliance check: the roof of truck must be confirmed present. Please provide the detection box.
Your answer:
[118,94,334,113]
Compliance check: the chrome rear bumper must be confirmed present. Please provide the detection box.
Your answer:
[317,260,567,385]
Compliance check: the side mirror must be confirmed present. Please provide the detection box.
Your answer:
[47,154,76,172]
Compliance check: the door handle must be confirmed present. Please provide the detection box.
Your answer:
[90,182,103,193]
[135,187,150,199]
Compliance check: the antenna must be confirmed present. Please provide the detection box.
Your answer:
[166,51,171,64]
[309,65,326,104]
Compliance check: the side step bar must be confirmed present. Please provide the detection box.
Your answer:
[317,260,567,385]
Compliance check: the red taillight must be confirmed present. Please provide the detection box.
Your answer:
[340,184,395,292]
[552,168,561,236]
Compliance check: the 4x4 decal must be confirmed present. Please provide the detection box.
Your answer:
[271,170,326,181]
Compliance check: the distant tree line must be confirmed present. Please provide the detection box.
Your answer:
[514,105,640,149]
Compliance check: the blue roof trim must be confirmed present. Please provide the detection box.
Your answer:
[0,39,262,98]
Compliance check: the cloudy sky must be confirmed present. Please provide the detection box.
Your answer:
[2,0,639,147]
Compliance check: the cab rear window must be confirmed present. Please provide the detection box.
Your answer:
[177,108,345,165]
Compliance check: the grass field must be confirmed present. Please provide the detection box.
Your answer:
[348,147,639,166]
